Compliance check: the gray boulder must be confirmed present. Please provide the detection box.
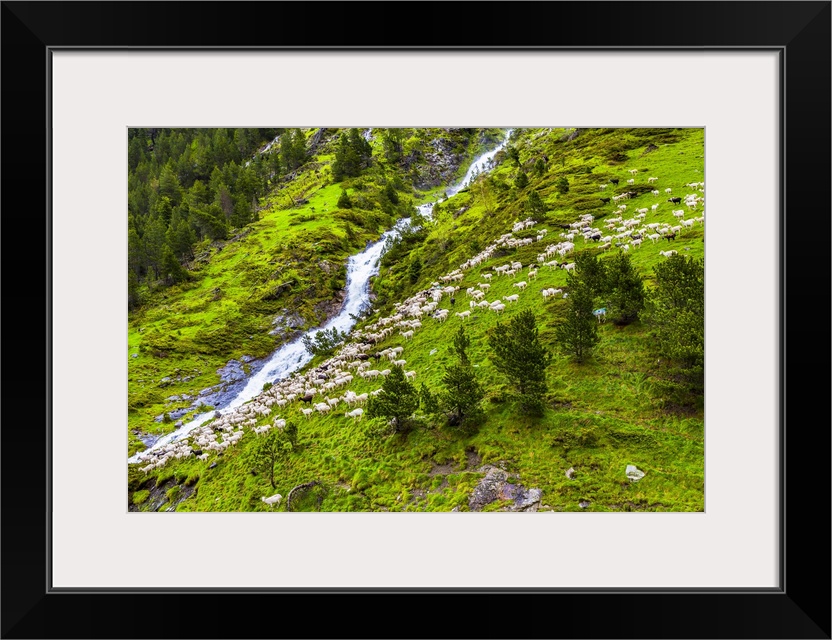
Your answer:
[626,465,646,482]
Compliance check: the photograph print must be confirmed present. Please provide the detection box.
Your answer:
[127,127,705,513]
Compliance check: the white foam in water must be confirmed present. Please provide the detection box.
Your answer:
[129,129,513,462]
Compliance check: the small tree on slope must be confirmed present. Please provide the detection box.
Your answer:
[243,423,298,489]
[646,255,704,370]
[365,365,420,434]
[438,327,485,430]
[604,252,645,325]
[554,276,600,363]
[488,310,551,416]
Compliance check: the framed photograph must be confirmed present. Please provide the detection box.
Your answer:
[3,2,829,638]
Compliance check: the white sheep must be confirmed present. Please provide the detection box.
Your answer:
[513,281,528,290]
[345,408,364,422]
[261,494,282,508]
[404,370,417,379]
[455,311,471,320]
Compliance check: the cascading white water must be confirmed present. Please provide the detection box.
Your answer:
[129,129,513,462]
[447,131,512,198]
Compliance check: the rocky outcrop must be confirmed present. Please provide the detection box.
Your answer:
[468,465,542,512]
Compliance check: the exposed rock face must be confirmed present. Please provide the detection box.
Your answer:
[468,465,542,512]
[412,135,469,190]
[313,290,346,322]
[269,310,305,337]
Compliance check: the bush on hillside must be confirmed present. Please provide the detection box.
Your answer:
[488,310,551,416]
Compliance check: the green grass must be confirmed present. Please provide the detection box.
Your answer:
[132,127,704,512]
[127,128,491,456]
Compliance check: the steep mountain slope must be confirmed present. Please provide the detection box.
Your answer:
[129,127,705,513]
[128,128,499,455]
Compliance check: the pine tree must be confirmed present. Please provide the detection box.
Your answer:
[165,212,196,261]
[280,130,296,171]
[533,157,546,177]
[382,129,405,163]
[142,217,168,280]
[574,251,607,298]
[556,176,570,194]
[384,182,399,204]
[604,252,645,325]
[128,226,145,277]
[488,310,551,415]
[646,255,704,369]
[408,255,421,284]
[159,161,182,206]
[243,424,296,489]
[554,276,599,363]
[190,203,228,241]
[292,128,307,168]
[332,132,351,182]
[127,269,142,310]
[348,127,371,169]
[525,190,545,217]
[160,245,189,285]
[337,189,352,209]
[514,171,529,190]
[438,327,485,430]
[365,365,420,433]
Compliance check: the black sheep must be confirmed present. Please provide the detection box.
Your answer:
[668,197,682,204]
[610,178,620,185]
[600,197,611,204]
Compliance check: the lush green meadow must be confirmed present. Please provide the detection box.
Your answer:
[129,127,704,512]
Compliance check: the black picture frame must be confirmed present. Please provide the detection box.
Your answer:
[2,2,829,638]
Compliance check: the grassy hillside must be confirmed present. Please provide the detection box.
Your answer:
[129,127,705,512]
[127,128,493,455]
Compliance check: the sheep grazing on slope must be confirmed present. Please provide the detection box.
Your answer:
[261,494,282,508]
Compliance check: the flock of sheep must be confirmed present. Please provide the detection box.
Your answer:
[130,164,704,486]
